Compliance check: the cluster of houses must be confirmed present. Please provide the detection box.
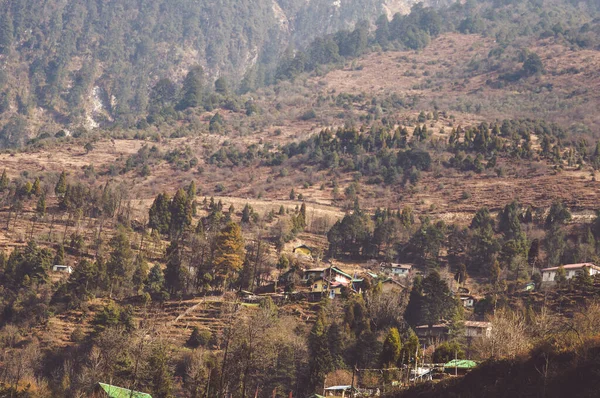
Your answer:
[301,262,413,301]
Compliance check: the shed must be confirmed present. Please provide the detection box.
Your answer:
[95,383,152,398]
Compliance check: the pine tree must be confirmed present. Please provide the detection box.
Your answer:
[296,202,307,230]
[214,77,229,95]
[164,241,187,295]
[32,177,41,196]
[55,171,67,197]
[0,13,13,54]
[36,193,46,218]
[169,188,192,238]
[420,271,456,327]
[380,327,402,367]
[178,65,204,110]
[0,169,8,191]
[308,311,333,392]
[241,203,252,223]
[132,255,149,291]
[289,188,295,200]
[187,181,197,198]
[146,264,166,295]
[54,244,65,265]
[148,344,174,398]
[107,227,134,289]
[149,193,171,235]
[213,222,245,287]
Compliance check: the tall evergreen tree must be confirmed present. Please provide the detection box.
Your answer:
[308,311,333,392]
[0,169,8,191]
[0,13,13,54]
[213,222,245,287]
[55,171,67,197]
[106,227,134,290]
[149,193,171,235]
[169,188,192,239]
[380,327,402,367]
[148,344,174,398]
[36,193,46,218]
[178,65,204,110]
[164,241,187,295]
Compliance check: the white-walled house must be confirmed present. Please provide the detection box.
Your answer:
[52,265,73,274]
[541,263,600,285]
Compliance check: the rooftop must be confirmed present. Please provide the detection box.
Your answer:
[98,383,152,398]
[444,360,478,369]
[380,262,413,269]
[464,321,492,328]
[542,263,599,272]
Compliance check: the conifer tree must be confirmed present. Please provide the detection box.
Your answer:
[380,327,402,367]
[169,188,192,238]
[0,13,13,54]
[54,244,65,265]
[149,193,171,235]
[106,227,134,290]
[178,65,204,110]
[36,193,46,218]
[55,171,67,197]
[164,241,187,295]
[241,203,252,223]
[308,311,333,392]
[0,169,8,191]
[32,177,41,196]
[213,222,245,287]
[148,344,174,398]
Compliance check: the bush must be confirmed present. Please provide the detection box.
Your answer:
[432,341,465,363]
[187,327,212,348]
[299,109,317,121]
[71,326,85,343]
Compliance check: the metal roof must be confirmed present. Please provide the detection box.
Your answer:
[98,383,152,398]
[324,385,352,391]
[444,360,478,369]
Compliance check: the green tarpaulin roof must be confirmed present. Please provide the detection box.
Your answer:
[444,360,478,369]
[99,383,152,398]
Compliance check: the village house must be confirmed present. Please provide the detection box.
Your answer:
[415,321,492,343]
[415,324,449,344]
[306,266,363,300]
[464,321,492,339]
[380,262,412,277]
[52,265,73,274]
[541,263,600,286]
[380,278,406,294]
[460,294,477,308]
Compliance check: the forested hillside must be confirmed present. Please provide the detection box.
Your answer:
[0,0,451,137]
[1,0,598,147]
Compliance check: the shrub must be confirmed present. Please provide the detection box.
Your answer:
[187,327,212,348]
